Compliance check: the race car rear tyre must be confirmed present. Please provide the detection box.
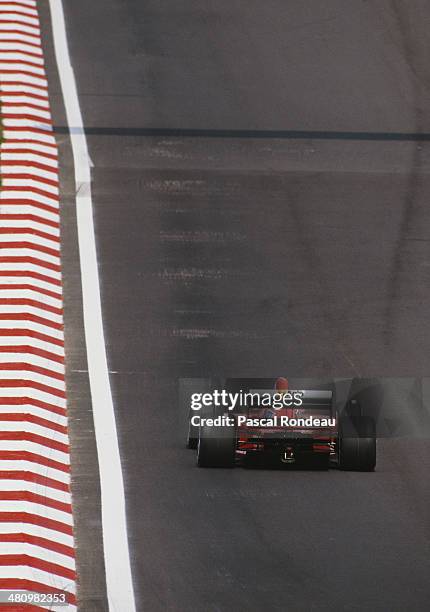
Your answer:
[186,415,199,449]
[338,415,376,472]
[197,423,236,468]
[184,378,222,449]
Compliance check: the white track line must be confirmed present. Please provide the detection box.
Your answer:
[48,1,136,611]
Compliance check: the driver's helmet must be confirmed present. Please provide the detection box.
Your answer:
[275,377,289,391]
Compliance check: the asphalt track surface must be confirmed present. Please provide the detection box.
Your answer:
[41,1,430,611]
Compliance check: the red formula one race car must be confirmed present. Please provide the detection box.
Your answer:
[187,378,376,471]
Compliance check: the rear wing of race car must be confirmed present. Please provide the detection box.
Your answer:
[237,389,336,438]
[246,388,334,416]
[298,389,334,414]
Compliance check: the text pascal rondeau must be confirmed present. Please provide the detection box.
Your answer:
[191,415,336,428]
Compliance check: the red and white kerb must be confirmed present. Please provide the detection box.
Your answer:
[0,0,76,609]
